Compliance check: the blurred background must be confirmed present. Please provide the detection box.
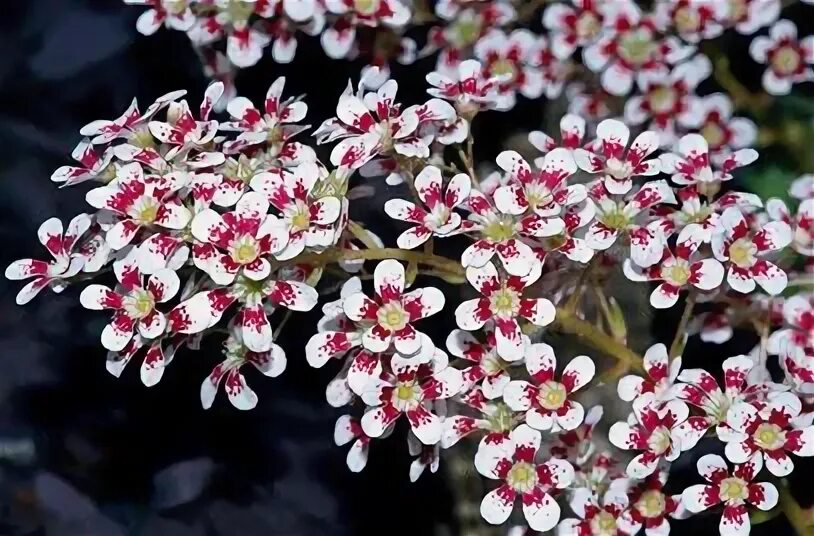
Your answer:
[0,1,811,535]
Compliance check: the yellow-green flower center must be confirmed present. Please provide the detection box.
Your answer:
[506,462,538,493]
[590,510,618,536]
[719,477,749,501]
[772,45,801,76]
[537,380,567,410]
[728,238,755,268]
[230,235,260,265]
[483,216,516,242]
[636,490,666,518]
[618,30,656,66]
[377,301,409,331]
[753,422,785,450]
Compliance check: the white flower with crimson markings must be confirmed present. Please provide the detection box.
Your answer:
[342,259,444,356]
[719,391,814,476]
[768,294,814,389]
[5,215,91,305]
[558,484,636,536]
[682,454,778,536]
[147,82,223,155]
[724,0,780,35]
[462,188,563,277]
[767,196,814,256]
[191,192,287,285]
[617,343,681,405]
[609,393,699,478]
[475,424,574,532]
[542,0,606,60]
[50,139,114,186]
[455,262,555,361]
[528,114,587,157]
[221,76,312,158]
[712,206,792,295]
[334,414,371,473]
[582,0,694,96]
[360,350,462,445]
[125,0,196,35]
[200,324,287,410]
[475,29,544,111]
[441,386,522,449]
[79,249,180,352]
[494,148,578,216]
[574,119,661,195]
[321,0,410,60]
[654,0,727,42]
[585,179,677,268]
[85,163,191,251]
[623,223,725,308]
[426,59,501,117]
[79,89,187,145]
[384,166,471,249]
[503,345,595,432]
[674,355,777,441]
[694,94,757,166]
[749,19,814,95]
[446,325,522,399]
[250,162,342,259]
[621,470,687,535]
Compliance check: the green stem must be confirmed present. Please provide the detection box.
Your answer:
[669,291,696,360]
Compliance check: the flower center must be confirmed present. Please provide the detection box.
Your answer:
[289,201,311,232]
[165,1,189,15]
[728,238,756,268]
[489,287,520,318]
[647,426,672,455]
[662,262,691,286]
[753,422,786,450]
[230,235,260,265]
[377,301,409,331]
[426,204,451,230]
[636,490,666,519]
[506,462,538,493]
[648,86,677,114]
[451,18,481,48]
[605,157,633,180]
[576,11,601,40]
[491,59,517,82]
[486,403,518,433]
[537,380,568,410]
[719,477,749,501]
[125,288,155,319]
[483,216,516,242]
[132,196,160,224]
[600,207,629,230]
[618,29,656,66]
[589,510,618,536]
[225,0,255,22]
[674,6,701,33]
[772,45,801,76]
[701,121,727,149]
[354,0,379,16]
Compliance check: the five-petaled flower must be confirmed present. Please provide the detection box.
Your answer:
[749,19,814,95]
[455,261,555,360]
[475,424,574,532]
[343,259,445,356]
[504,345,595,432]
[720,391,814,476]
[384,166,471,249]
[360,350,463,445]
[712,206,792,295]
[617,343,681,405]
[682,454,778,536]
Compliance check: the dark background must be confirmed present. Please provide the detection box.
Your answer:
[0,1,809,535]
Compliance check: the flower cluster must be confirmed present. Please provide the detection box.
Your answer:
[10,0,814,534]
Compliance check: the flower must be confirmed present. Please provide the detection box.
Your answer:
[455,261,555,360]
[582,0,693,95]
[79,249,180,351]
[250,162,342,259]
[768,294,814,389]
[86,163,191,250]
[425,59,501,117]
[446,325,521,399]
[462,188,562,276]
[617,343,681,404]
[384,166,471,249]
[558,484,636,535]
[5,215,91,305]
[334,414,371,473]
[474,29,543,111]
[342,259,444,356]
[682,454,778,535]
[584,180,677,268]
[50,139,114,186]
[408,431,440,481]
[200,325,287,410]
[623,54,712,146]
[749,19,814,95]
[542,0,606,60]
[673,355,775,440]
[442,386,522,451]
[621,470,686,535]
[126,0,196,36]
[191,192,287,285]
[720,391,814,476]
[712,206,792,295]
[528,113,587,156]
[609,393,695,478]
[503,345,595,432]
[767,197,814,256]
[147,82,223,155]
[724,0,780,35]
[654,0,727,42]
[694,94,757,165]
[575,119,661,195]
[221,76,312,158]
[475,424,574,532]
[494,148,578,216]
[360,349,463,444]
[321,0,410,60]
[623,223,725,308]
